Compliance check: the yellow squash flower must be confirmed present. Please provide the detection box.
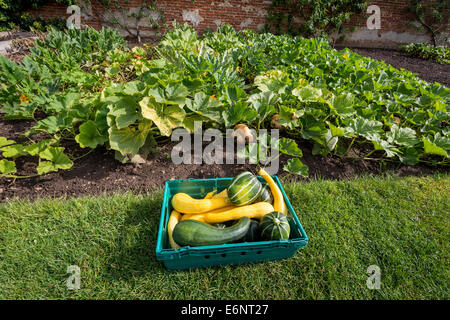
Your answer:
[19,94,30,103]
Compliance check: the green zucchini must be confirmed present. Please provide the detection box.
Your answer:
[173,217,251,247]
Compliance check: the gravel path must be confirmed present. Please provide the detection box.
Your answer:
[0,40,12,53]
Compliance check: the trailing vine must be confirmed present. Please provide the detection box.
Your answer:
[265,0,367,41]
[408,0,450,46]
[0,0,167,42]
[0,0,74,31]
[79,0,166,43]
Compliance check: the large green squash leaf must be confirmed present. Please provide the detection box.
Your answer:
[75,120,108,149]
[331,93,355,117]
[222,84,247,106]
[107,96,140,129]
[277,105,302,130]
[312,130,339,156]
[328,122,346,137]
[23,140,55,156]
[0,55,25,86]
[386,124,418,148]
[0,102,37,120]
[422,134,449,157]
[37,147,74,174]
[222,101,257,127]
[300,115,328,140]
[254,69,289,94]
[0,159,16,177]
[248,91,278,122]
[148,82,189,106]
[182,114,209,133]
[0,137,15,148]
[292,85,323,103]
[30,114,71,135]
[185,92,223,123]
[344,117,383,141]
[1,144,28,158]
[283,158,309,177]
[372,139,400,158]
[398,148,420,165]
[108,119,153,155]
[278,138,303,157]
[122,80,147,96]
[140,97,185,137]
[45,92,81,113]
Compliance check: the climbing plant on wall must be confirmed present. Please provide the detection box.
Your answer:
[0,0,73,31]
[408,0,450,46]
[265,0,367,40]
[80,0,166,43]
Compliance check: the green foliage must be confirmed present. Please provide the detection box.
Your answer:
[283,158,309,177]
[0,24,449,179]
[0,159,16,177]
[266,0,367,39]
[408,0,450,46]
[75,120,108,149]
[0,0,74,31]
[82,0,166,41]
[0,137,72,178]
[0,26,129,177]
[400,43,450,64]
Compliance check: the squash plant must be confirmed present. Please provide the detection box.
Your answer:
[1,24,449,179]
[400,43,450,65]
[0,137,73,178]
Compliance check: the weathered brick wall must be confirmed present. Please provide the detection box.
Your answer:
[26,0,449,48]
[342,0,449,47]
[27,0,273,34]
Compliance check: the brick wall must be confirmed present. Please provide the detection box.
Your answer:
[26,0,449,48]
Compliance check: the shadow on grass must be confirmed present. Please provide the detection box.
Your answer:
[101,193,169,283]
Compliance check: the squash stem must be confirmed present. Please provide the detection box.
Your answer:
[345,137,356,155]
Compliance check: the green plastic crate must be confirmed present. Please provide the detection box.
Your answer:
[155,176,308,270]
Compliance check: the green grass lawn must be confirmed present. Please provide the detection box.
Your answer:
[0,174,448,300]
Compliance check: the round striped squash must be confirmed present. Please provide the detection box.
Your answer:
[227,171,262,206]
[260,211,290,240]
[257,183,273,204]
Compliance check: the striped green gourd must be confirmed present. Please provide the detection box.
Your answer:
[260,211,290,240]
[227,171,262,206]
[257,183,273,204]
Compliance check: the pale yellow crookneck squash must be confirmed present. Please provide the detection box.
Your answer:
[172,192,230,214]
[211,189,228,199]
[258,168,287,215]
[180,202,274,224]
[167,210,182,249]
[203,190,216,199]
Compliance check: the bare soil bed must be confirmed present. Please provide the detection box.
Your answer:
[0,46,449,202]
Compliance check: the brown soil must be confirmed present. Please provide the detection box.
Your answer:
[1,116,447,202]
[1,48,449,202]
